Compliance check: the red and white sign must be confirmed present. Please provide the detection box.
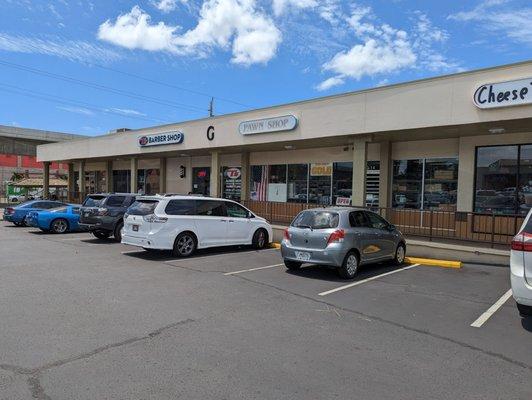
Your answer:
[336,197,351,206]
[225,167,241,179]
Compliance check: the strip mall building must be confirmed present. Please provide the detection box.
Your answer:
[37,61,532,243]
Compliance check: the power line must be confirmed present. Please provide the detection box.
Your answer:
[0,59,207,114]
[0,82,172,124]
[89,63,251,108]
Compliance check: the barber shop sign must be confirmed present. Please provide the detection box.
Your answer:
[474,77,532,109]
[138,131,184,147]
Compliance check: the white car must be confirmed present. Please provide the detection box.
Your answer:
[510,208,532,318]
[121,195,272,257]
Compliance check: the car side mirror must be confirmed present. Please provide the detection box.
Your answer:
[388,224,396,231]
[247,211,255,219]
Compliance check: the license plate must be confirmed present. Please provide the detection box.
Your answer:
[132,225,139,232]
[295,251,311,261]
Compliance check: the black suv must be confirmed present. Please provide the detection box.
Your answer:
[79,193,137,242]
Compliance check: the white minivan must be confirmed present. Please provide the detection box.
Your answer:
[510,208,532,318]
[121,195,273,257]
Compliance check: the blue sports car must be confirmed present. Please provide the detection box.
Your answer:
[26,205,86,233]
[3,200,67,226]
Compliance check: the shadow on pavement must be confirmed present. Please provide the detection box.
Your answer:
[123,245,276,262]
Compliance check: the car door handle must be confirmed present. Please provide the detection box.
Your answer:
[227,219,235,223]
[220,219,227,222]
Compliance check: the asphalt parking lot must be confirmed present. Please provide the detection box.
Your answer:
[1,221,531,399]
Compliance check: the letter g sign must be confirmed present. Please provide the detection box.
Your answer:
[207,126,215,141]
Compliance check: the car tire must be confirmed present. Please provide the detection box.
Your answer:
[92,230,111,240]
[252,228,268,249]
[20,216,28,227]
[113,221,124,243]
[51,218,69,234]
[13,222,21,227]
[284,259,302,270]
[338,251,359,279]
[393,243,406,265]
[172,232,197,257]
[516,302,532,318]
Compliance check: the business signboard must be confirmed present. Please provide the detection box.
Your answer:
[138,131,184,147]
[239,115,297,135]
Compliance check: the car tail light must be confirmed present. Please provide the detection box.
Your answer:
[5,207,14,215]
[283,228,290,242]
[143,214,167,223]
[511,232,532,252]
[327,229,345,245]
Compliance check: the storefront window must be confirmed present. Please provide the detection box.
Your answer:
[473,145,532,215]
[138,169,160,195]
[424,159,458,211]
[192,167,210,196]
[268,165,287,202]
[309,163,332,205]
[392,160,423,209]
[222,167,242,201]
[332,162,352,205]
[287,164,308,203]
[113,170,130,193]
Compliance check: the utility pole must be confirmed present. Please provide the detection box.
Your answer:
[208,97,214,117]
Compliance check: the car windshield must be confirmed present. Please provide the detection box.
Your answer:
[128,200,159,215]
[292,211,339,229]
[83,196,106,207]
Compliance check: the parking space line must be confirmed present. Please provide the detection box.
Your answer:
[470,289,513,328]
[318,264,420,296]
[165,248,279,265]
[224,264,284,276]
[121,250,143,254]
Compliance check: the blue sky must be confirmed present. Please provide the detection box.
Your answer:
[0,0,530,136]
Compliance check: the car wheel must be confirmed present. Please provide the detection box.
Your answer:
[173,232,196,257]
[516,302,532,318]
[252,229,268,249]
[338,251,359,279]
[51,218,69,234]
[393,243,406,265]
[113,221,124,243]
[284,259,302,270]
[13,222,21,227]
[92,230,111,240]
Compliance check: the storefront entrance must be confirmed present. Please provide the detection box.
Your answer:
[192,167,210,196]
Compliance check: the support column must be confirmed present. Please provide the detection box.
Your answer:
[378,141,391,209]
[67,163,75,202]
[43,162,50,200]
[105,160,113,193]
[352,139,368,207]
[130,158,138,194]
[159,157,167,194]
[210,151,220,197]
[78,160,86,203]
[240,152,249,201]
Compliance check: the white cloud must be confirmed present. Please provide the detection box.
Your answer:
[57,106,94,116]
[98,2,282,65]
[151,0,187,13]
[449,0,532,46]
[317,8,458,90]
[0,33,121,63]
[105,107,147,117]
[272,0,317,16]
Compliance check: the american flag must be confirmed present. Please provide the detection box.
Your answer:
[253,165,269,201]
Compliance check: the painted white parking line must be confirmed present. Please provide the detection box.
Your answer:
[121,250,143,254]
[165,248,279,265]
[224,264,284,276]
[318,264,420,296]
[470,289,513,328]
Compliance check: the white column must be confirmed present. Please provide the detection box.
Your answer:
[159,157,167,194]
[379,141,391,209]
[130,158,138,194]
[79,160,86,203]
[210,151,220,197]
[352,139,368,207]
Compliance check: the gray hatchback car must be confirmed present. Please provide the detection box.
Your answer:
[281,208,406,279]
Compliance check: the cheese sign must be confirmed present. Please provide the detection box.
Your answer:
[138,131,184,147]
[474,78,532,109]
[239,115,297,135]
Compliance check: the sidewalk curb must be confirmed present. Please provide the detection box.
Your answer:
[270,242,281,249]
[405,257,462,269]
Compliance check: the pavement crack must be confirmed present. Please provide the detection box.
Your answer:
[27,374,51,400]
[232,274,532,372]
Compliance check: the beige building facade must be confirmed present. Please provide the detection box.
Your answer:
[37,61,532,229]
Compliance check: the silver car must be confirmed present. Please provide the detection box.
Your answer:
[281,208,406,279]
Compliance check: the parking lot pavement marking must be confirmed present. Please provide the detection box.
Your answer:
[165,248,279,265]
[121,250,143,254]
[224,263,284,276]
[470,289,513,328]
[318,264,420,296]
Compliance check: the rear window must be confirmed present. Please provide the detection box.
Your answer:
[105,196,126,207]
[50,207,68,213]
[127,200,159,216]
[291,211,339,229]
[165,200,195,215]
[83,196,105,207]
